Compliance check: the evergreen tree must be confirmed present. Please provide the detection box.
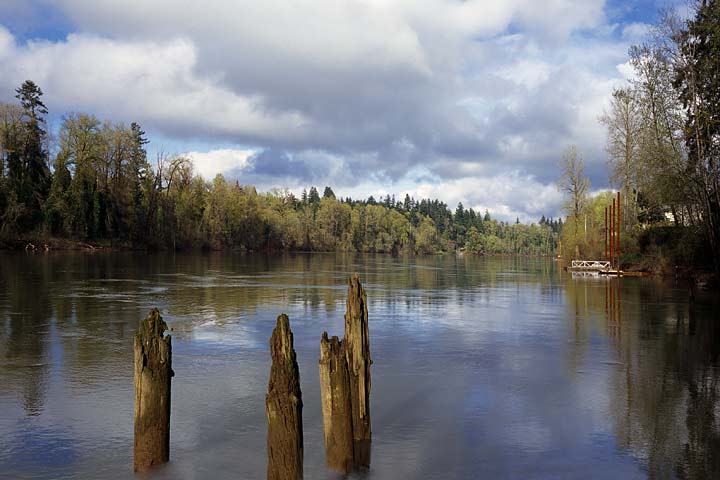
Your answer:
[128,122,150,241]
[11,80,50,231]
[403,193,412,212]
[675,0,720,271]
[308,186,320,204]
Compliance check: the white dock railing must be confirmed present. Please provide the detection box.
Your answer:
[570,260,611,270]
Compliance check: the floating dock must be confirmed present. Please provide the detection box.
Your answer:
[566,260,623,276]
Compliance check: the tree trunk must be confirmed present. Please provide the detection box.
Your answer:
[343,274,372,468]
[134,308,173,472]
[266,314,303,480]
[319,333,354,474]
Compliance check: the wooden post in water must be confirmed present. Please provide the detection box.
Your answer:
[266,314,303,480]
[604,207,608,260]
[134,308,173,472]
[610,199,615,268]
[344,274,372,468]
[617,191,621,267]
[318,275,372,472]
[319,333,354,474]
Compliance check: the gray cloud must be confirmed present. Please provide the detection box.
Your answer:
[246,149,312,179]
[0,0,642,220]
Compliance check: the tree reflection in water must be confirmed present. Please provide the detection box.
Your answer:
[566,273,720,478]
[0,252,718,477]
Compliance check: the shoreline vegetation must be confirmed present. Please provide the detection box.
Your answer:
[0,76,713,285]
[0,82,562,258]
[2,3,718,286]
[556,3,720,286]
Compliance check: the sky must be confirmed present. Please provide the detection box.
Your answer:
[0,0,677,222]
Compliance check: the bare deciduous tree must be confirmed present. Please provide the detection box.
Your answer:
[558,145,590,230]
[599,88,643,228]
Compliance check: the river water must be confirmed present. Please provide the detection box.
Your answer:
[0,252,718,479]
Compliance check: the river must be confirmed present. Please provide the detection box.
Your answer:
[0,252,718,479]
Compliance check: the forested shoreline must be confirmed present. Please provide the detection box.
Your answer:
[556,2,720,279]
[0,82,560,255]
[3,1,717,273]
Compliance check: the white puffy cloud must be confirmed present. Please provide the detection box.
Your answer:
[181,147,562,222]
[0,0,645,219]
[185,148,256,180]
[621,22,651,41]
[412,172,564,223]
[0,30,310,143]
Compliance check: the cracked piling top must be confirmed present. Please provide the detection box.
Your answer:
[136,308,169,341]
[268,314,301,399]
[320,332,343,364]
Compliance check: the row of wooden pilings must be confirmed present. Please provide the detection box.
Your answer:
[133,274,371,479]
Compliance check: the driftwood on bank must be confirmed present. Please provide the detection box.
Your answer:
[319,274,372,473]
[319,333,354,473]
[266,314,304,480]
[133,308,173,472]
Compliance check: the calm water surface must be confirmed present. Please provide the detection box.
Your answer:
[0,253,718,479]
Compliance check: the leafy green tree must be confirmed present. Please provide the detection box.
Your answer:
[58,113,103,238]
[415,217,439,254]
[0,102,24,236]
[464,226,484,254]
[0,84,563,255]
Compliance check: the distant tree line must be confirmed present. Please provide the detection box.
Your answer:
[0,81,558,255]
[557,1,720,274]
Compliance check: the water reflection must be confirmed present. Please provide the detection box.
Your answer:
[0,252,718,479]
[1,254,52,416]
[564,273,720,479]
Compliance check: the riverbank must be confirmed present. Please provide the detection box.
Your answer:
[622,259,718,288]
[0,237,120,252]
[4,235,717,287]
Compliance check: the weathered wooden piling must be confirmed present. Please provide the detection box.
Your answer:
[344,274,372,468]
[266,314,303,480]
[319,333,354,474]
[133,308,173,472]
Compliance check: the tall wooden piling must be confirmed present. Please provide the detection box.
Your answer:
[617,191,621,266]
[134,308,173,472]
[611,199,615,267]
[344,274,372,468]
[319,333,354,474]
[604,207,608,260]
[266,314,303,480]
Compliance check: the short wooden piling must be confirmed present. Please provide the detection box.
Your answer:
[319,333,354,474]
[344,274,372,468]
[133,308,173,472]
[266,314,303,480]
